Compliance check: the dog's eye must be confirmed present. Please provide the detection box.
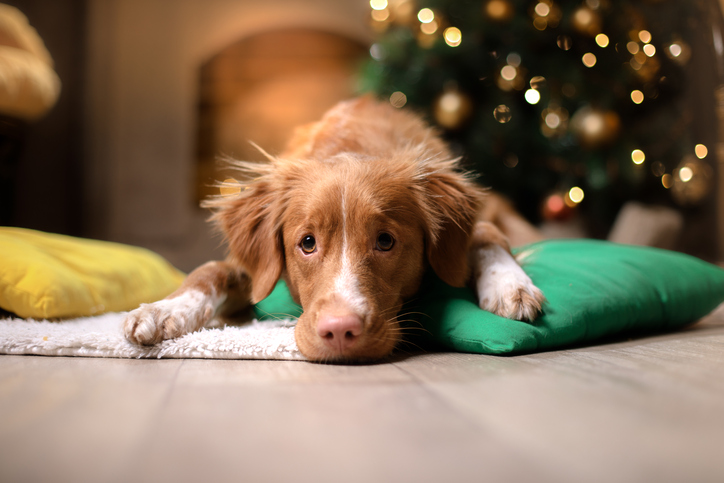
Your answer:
[300,235,316,254]
[376,232,395,251]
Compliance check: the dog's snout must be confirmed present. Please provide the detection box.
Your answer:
[316,313,363,352]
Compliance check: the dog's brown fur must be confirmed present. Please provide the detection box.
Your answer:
[123,97,544,362]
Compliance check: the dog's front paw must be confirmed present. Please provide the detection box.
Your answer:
[474,246,545,322]
[123,292,215,345]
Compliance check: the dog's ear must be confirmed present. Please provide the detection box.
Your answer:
[210,177,284,303]
[421,170,481,288]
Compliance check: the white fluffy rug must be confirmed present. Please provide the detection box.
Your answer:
[0,313,305,360]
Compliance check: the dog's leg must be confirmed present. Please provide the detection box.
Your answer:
[470,221,545,321]
[123,261,251,345]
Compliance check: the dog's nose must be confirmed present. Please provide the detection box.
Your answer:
[316,313,363,352]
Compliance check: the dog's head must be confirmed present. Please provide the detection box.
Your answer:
[209,149,481,362]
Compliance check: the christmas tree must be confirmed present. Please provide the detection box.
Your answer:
[358,0,715,232]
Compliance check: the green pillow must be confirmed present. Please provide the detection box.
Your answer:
[254,240,724,355]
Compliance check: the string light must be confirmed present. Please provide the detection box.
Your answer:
[668,43,683,57]
[595,33,609,48]
[695,144,708,159]
[679,166,693,182]
[420,21,438,34]
[568,187,585,203]
[631,149,645,164]
[661,173,673,189]
[643,44,656,57]
[582,52,597,67]
[525,89,541,104]
[534,2,550,17]
[501,65,517,80]
[370,0,387,10]
[631,90,644,104]
[627,42,640,55]
[418,8,434,23]
[371,9,390,22]
[638,30,652,43]
[545,111,561,129]
[444,27,462,47]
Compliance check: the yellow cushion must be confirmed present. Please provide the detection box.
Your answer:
[0,227,186,319]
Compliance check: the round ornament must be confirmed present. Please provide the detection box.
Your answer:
[671,156,714,205]
[433,87,473,130]
[570,106,621,148]
[542,192,575,220]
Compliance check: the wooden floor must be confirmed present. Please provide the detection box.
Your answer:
[1,307,723,483]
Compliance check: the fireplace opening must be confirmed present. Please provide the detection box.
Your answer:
[195,28,368,202]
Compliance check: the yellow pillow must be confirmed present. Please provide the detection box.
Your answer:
[0,227,186,319]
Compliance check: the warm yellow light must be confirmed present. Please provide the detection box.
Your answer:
[569,186,585,204]
[371,8,390,21]
[370,0,388,10]
[500,65,517,81]
[643,44,656,57]
[679,166,693,182]
[661,173,673,189]
[545,112,561,129]
[534,2,550,17]
[525,89,541,104]
[420,20,438,34]
[389,91,407,108]
[444,27,462,47]
[631,149,645,164]
[533,18,548,31]
[220,179,242,197]
[631,90,644,104]
[507,52,522,67]
[595,33,609,48]
[627,41,640,55]
[695,144,708,159]
[582,52,597,67]
[669,43,682,57]
[638,30,652,44]
[418,8,434,23]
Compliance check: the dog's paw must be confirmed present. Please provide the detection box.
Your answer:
[123,291,215,345]
[473,245,545,322]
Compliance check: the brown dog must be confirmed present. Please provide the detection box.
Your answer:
[123,98,544,362]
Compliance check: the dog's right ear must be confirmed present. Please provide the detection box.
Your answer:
[209,176,284,304]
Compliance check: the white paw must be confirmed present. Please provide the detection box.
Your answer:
[123,291,215,345]
[473,245,545,322]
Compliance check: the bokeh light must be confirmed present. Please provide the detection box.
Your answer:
[695,144,708,159]
[631,149,645,164]
[444,27,462,47]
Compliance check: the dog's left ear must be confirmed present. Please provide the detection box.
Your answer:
[420,170,481,288]
[209,176,285,304]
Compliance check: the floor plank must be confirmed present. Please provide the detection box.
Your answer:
[0,311,722,483]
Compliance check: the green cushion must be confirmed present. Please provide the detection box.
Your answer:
[255,240,724,354]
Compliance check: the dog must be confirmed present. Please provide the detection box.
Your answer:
[123,97,545,362]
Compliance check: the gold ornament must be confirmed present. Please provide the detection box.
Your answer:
[485,0,514,22]
[671,156,714,205]
[570,105,620,148]
[541,191,575,220]
[571,6,602,36]
[433,87,473,130]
